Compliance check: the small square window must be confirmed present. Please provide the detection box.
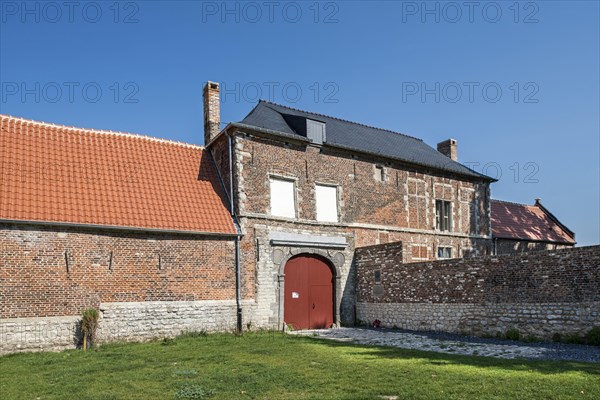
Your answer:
[437,247,452,259]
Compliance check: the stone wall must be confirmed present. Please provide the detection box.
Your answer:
[356,243,600,339]
[0,300,254,355]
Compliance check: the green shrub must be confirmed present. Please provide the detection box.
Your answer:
[81,308,99,351]
[504,328,520,341]
[584,327,600,346]
[161,337,176,346]
[525,335,540,343]
[552,333,562,343]
[562,334,584,345]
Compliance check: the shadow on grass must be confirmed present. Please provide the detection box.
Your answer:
[294,335,600,376]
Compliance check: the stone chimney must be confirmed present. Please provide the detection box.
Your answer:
[203,81,220,145]
[437,139,458,161]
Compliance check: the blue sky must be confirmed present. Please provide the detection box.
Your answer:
[1,1,598,245]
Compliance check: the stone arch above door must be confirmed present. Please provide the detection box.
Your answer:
[273,246,345,277]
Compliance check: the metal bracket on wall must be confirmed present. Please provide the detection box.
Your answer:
[64,250,70,273]
[108,251,113,271]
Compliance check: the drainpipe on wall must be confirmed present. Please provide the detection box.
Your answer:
[204,81,242,332]
[228,134,243,333]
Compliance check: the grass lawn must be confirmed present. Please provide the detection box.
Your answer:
[1,332,598,400]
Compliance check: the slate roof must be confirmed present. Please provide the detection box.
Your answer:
[0,115,236,235]
[491,199,575,244]
[238,100,493,181]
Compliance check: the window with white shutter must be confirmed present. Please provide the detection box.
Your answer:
[315,184,338,222]
[270,177,296,218]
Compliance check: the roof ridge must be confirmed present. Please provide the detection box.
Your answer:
[0,114,202,150]
[491,198,534,207]
[259,100,424,142]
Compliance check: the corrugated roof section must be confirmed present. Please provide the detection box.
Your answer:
[240,100,494,181]
[0,115,236,235]
[491,199,575,244]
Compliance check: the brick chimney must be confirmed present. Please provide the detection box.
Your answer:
[203,81,220,145]
[437,139,458,161]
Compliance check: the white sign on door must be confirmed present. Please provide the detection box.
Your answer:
[292,292,299,299]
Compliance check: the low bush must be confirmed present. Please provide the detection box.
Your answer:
[585,327,600,346]
[161,337,176,346]
[504,328,520,341]
[552,333,562,343]
[525,335,540,343]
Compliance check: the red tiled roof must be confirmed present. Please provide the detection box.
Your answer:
[491,199,575,244]
[0,115,236,235]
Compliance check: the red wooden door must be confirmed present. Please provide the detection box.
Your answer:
[284,255,333,330]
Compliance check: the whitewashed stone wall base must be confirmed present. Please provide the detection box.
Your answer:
[0,316,80,355]
[356,302,600,339]
[1,300,252,355]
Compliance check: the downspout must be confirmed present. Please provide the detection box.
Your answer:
[493,237,498,256]
[228,134,243,333]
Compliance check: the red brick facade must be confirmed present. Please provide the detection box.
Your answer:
[0,223,236,319]
[207,128,492,326]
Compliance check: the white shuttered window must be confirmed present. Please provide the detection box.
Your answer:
[315,184,338,222]
[270,177,296,218]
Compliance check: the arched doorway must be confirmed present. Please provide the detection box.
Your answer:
[284,255,334,330]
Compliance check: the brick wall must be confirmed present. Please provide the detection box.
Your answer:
[356,243,599,339]
[0,223,237,318]
[234,133,491,239]
[0,223,239,353]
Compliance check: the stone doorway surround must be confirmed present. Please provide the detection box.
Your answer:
[269,231,348,329]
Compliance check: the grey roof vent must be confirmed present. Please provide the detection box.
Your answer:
[306,119,326,145]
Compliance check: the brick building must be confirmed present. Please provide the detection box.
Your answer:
[204,82,495,329]
[0,114,243,353]
[4,80,574,353]
[491,199,576,255]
